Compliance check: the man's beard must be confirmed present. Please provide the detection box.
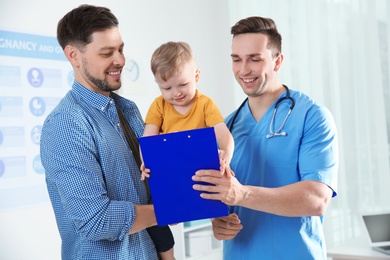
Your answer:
[86,70,113,92]
[82,59,121,92]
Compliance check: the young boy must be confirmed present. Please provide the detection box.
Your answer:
[142,41,234,176]
[142,41,235,260]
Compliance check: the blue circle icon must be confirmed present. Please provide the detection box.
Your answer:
[33,155,45,174]
[28,68,44,87]
[31,125,42,145]
[29,97,46,116]
[0,160,5,177]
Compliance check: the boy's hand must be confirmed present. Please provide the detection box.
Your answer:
[219,151,235,177]
[140,163,151,180]
[224,165,235,177]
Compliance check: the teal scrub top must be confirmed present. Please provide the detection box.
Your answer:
[224,88,338,260]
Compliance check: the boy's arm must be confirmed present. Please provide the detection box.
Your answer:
[213,122,234,165]
[143,124,160,136]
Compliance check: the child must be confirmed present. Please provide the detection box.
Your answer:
[142,41,235,260]
[142,41,234,176]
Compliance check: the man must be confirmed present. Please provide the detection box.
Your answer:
[40,5,173,259]
[193,16,338,259]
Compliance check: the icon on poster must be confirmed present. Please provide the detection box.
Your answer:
[31,125,42,145]
[33,155,44,174]
[0,160,4,178]
[29,97,45,116]
[28,68,44,87]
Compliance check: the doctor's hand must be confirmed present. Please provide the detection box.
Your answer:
[211,213,242,240]
[192,169,246,206]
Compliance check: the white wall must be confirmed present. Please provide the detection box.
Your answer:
[0,1,234,259]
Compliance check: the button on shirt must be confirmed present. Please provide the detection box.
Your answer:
[40,82,158,260]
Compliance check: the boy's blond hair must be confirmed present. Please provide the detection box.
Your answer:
[151,41,194,81]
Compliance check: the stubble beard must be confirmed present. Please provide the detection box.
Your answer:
[86,71,115,92]
[83,59,121,92]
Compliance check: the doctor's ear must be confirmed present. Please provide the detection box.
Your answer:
[195,69,201,83]
[274,54,284,72]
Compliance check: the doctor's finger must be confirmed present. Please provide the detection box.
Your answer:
[192,180,220,194]
[195,169,223,177]
[192,173,230,186]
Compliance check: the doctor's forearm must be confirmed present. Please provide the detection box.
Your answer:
[237,181,332,217]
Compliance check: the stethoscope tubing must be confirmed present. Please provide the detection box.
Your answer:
[228,85,295,138]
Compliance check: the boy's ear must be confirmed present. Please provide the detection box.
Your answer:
[195,69,200,83]
[64,45,81,67]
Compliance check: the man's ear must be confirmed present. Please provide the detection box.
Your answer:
[274,54,284,72]
[195,68,200,83]
[64,45,81,67]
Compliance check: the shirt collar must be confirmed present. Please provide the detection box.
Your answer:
[72,81,114,112]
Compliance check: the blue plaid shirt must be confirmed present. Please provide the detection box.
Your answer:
[40,82,158,260]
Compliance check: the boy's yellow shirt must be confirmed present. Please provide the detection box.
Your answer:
[145,90,224,134]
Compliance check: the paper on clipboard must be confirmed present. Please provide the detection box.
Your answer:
[138,127,229,226]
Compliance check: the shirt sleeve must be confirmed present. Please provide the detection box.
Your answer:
[145,97,164,127]
[41,110,136,241]
[203,96,225,127]
[299,105,338,197]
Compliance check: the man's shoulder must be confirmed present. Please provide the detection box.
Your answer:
[46,91,76,116]
[43,90,94,126]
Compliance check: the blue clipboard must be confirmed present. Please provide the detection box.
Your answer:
[138,127,229,226]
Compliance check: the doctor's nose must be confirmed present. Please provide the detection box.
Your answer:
[239,62,252,75]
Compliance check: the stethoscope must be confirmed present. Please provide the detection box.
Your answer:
[228,85,295,139]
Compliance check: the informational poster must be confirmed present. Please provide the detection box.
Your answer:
[0,30,72,209]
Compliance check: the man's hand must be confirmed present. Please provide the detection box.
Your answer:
[211,213,242,240]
